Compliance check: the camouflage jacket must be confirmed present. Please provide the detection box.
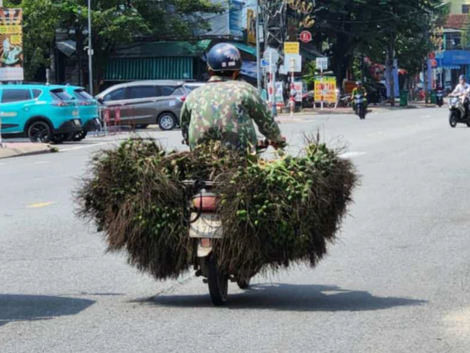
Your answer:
[181,76,283,151]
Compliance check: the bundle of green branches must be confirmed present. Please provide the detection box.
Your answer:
[76,137,358,281]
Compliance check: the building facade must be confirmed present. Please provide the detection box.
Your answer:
[450,0,470,14]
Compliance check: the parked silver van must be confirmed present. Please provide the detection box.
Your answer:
[96,80,187,130]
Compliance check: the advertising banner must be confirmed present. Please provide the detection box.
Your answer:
[268,81,285,106]
[292,82,303,102]
[314,77,336,104]
[229,0,244,38]
[247,9,256,45]
[0,8,24,81]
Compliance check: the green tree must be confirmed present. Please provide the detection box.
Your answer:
[309,0,447,83]
[5,0,221,88]
[56,0,221,91]
[302,60,316,89]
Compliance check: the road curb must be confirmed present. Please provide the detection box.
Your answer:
[0,143,57,159]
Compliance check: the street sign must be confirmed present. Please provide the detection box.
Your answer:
[314,77,337,104]
[428,52,436,60]
[263,47,280,66]
[279,65,288,75]
[299,31,312,43]
[436,52,444,59]
[284,42,300,55]
[261,59,269,68]
[284,54,302,72]
[431,59,438,68]
[316,57,328,71]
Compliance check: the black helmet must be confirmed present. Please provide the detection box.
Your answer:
[207,43,242,72]
[356,81,362,85]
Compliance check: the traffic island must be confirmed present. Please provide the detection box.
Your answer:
[0,142,57,159]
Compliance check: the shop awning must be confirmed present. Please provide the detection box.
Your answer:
[112,40,212,58]
[104,57,194,81]
[231,42,257,56]
[241,60,257,79]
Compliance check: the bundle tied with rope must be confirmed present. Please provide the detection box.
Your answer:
[76,136,358,281]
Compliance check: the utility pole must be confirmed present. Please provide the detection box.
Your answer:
[87,0,93,94]
[256,0,261,92]
[259,0,288,116]
[388,32,395,106]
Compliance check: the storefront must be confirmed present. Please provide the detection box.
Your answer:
[439,50,470,90]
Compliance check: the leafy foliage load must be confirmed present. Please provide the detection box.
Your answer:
[76,138,358,281]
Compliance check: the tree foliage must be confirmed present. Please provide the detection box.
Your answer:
[4,0,221,86]
[310,0,447,82]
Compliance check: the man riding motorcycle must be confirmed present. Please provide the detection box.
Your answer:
[180,43,285,151]
[451,75,470,114]
[351,81,367,112]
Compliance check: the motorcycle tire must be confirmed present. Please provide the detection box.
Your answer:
[236,278,251,290]
[207,257,228,306]
[449,112,458,128]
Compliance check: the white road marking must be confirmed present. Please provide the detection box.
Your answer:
[33,161,50,164]
[339,151,366,159]
[0,162,6,166]
[27,202,54,209]
[61,142,109,152]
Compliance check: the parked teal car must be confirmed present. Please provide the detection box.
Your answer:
[64,85,100,141]
[0,84,82,143]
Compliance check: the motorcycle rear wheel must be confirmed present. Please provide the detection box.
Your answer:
[207,257,228,306]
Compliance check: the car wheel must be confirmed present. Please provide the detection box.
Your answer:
[51,134,67,144]
[28,121,52,143]
[158,113,177,131]
[73,131,88,141]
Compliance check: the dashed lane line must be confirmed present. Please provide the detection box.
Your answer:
[60,142,109,152]
[339,151,366,159]
[27,202,54,209]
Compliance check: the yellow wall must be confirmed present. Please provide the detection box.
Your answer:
[450,0,470,14]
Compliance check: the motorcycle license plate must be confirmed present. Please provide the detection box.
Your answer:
[189,213,223,238]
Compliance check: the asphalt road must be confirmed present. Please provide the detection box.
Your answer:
[2,108,470,353]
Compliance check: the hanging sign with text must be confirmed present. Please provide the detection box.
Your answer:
[0,8,24,81]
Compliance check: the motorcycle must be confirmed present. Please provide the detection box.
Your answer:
[183,140,274,306]
[354,94,366,120]
[448,95,470,128]
[436,89,444,107]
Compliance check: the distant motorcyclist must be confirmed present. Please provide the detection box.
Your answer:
[451,75,470,114]
[351,81,367,112]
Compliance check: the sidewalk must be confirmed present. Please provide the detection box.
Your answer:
[0,142,56,159]
[277,101,439,120]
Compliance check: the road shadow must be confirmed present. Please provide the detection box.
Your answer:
[0,294,95,328]
[143,283,426,312]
